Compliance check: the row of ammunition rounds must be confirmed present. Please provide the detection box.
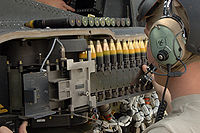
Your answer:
[97,87,134,102]
[24,16,131,28]
[79,39,148,71]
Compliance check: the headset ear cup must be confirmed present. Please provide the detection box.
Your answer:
[149,17,186,69]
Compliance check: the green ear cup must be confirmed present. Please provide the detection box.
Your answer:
[149,25,183,66]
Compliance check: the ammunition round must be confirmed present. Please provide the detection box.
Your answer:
[94,17,100,27]
[69,16,76,27]
[96,40,104,71]
[99,17,106,27]
[134,40,141,66]
[105,17,111,27]
[89,41,96,60]
[105,90,111,99]
[103,39,111,71]
[82,16,88,27]
[125,18,131,27]
[115,18,121,27]
[116,40,124,69]
[110,18,116,27]
[122,40,130,68]
[128,40,136,68]
[79,51,87,61]
[121,18,126,27]
[75,16,82,27]
[109,39,117,69]
[139,40,147,64]
[88,17,94,27]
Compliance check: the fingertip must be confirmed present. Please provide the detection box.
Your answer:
[142,65,148,72]
[20,121,28,129]
[69,8,75,12]
[142,64,147,68]
[65,5,75,12]
[19,121,28,133]
[1,126,9,129]
[23,121,28,127]
[0,126,12,133]
[0,126,5,129]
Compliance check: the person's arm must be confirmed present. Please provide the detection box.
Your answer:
[0,126,12,133]
[35,0,75,12]
[142,65,172,113]
[18,121,28,133]
[0,121,28,133]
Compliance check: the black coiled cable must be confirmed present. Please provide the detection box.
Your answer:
[155,100,168,122]
[155,64,171,122]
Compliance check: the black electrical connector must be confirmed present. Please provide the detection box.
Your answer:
[138,64,157,90]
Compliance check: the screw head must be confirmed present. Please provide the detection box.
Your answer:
[158,54,164,60]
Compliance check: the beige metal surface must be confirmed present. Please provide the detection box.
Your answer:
[0,28,147,44]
